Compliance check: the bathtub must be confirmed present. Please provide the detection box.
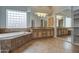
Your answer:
[0,31,32,53]
[0,32,32,40]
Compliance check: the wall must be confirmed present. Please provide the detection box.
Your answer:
[0,6,6,28]
[73,6,79,11]
[0,7,2,27]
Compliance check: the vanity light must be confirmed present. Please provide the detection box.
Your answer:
[35,12,47,17]
[56,15,63,20]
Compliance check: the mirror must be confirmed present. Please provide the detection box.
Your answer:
[56,7,72,28]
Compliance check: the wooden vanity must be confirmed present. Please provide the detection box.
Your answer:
[57,28,69,36]
[30,27,54,39]
[30,27,69,39]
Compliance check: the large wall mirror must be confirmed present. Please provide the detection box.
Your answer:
[56,7,72,28]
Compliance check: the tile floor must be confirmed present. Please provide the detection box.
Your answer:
[12,36,79,53]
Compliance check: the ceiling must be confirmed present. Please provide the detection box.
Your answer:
[31,6,71,17]
[31,6,53,16]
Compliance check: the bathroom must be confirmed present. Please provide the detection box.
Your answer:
[0,6,78,53]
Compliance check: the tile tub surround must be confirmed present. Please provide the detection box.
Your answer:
[0,32,32,53]
[0,28,31,33]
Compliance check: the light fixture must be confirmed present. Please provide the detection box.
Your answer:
[35,12,47,17]
[56,15,63,20]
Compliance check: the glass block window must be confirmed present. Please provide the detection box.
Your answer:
[6,10,27,28]
[65,17,71,27]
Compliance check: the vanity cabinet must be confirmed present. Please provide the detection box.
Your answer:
[57,28,69,36]
[31,28,54,39]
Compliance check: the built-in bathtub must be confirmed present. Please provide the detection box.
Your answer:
[0,32,32,40]
[0,32,32,53]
